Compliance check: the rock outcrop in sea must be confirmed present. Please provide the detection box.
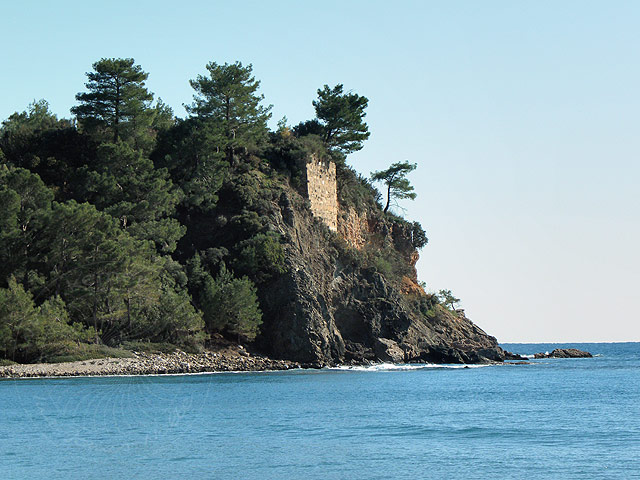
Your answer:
[534,348,592,359]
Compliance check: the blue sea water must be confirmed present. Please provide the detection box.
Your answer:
[1,343,639,479]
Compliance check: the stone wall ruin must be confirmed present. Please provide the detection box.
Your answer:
[304,156,337,231]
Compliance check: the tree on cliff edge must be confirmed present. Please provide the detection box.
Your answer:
[370,161,417,213]
[438,289,460,311]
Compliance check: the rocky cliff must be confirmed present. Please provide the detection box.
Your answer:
[249,165,504,366]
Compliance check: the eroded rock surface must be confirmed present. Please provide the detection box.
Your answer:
[255,186,505,366]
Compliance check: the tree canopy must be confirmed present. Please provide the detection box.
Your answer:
[71,58,154,145]
[1,100,69,135]
[152,117,229,212]
[77,141,184,252]
[310,84,370,158]
[0,100,75,176]
[370,161,417,212]
[186,61,272,162]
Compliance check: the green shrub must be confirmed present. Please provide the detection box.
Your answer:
[120,341,179,354]
[233,232,287,283]
[372,255,393,277]
[199,265,262,341]
[0,278,95,363]
[44,344,134,363]
[415,293,440,321]
[336,163,381,211]
[128,263,206,348]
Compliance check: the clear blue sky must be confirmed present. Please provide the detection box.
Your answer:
[2,0,638,341]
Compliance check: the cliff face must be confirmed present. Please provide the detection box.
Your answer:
[253,176,504,366]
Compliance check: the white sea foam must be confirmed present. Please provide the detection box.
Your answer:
[8,362,497,380]
[328,363,491,372]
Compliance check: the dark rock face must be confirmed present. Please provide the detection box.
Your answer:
[534,348,592,359]
[504,351,528,361]
[254,188,504,366]
[374,338,405,363]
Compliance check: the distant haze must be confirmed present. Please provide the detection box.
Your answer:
[1,0,638,341]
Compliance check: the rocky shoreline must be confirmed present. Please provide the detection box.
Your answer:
[0,346,302,379]
[0,346,594,379]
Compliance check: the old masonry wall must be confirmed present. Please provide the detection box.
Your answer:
[305,157,338,232]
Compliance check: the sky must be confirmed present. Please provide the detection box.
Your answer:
[1,0,638,342]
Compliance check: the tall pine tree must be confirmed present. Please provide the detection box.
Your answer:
[186,61,272,163]
[71,58,154,145]
[312,84,370,157]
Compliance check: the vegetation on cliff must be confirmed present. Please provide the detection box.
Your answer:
[0,58,500,365]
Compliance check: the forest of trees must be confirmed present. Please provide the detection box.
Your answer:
[0,58,425,363]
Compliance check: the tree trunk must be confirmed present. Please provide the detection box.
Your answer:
[126,295,131,331]
[225,97,234,163]
[114,80,121,142]
[383,183,391,213]
[93,271,99,342]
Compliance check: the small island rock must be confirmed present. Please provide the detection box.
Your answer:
[534,348,592,359]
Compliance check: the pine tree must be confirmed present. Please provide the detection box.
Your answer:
[0,277,90,362]
[0,166,54,289]
[186,61,272,163]
[438,289,461,311]
[370,161,417,213]
[78,141,184,253]
[312,84,370,157]
[71,58,154,144]
[152,117,229,212]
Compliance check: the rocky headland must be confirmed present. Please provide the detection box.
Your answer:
[2,63,586,375]
[244,174,507,366]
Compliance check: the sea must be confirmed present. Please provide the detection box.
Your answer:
[1,342,638,479]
